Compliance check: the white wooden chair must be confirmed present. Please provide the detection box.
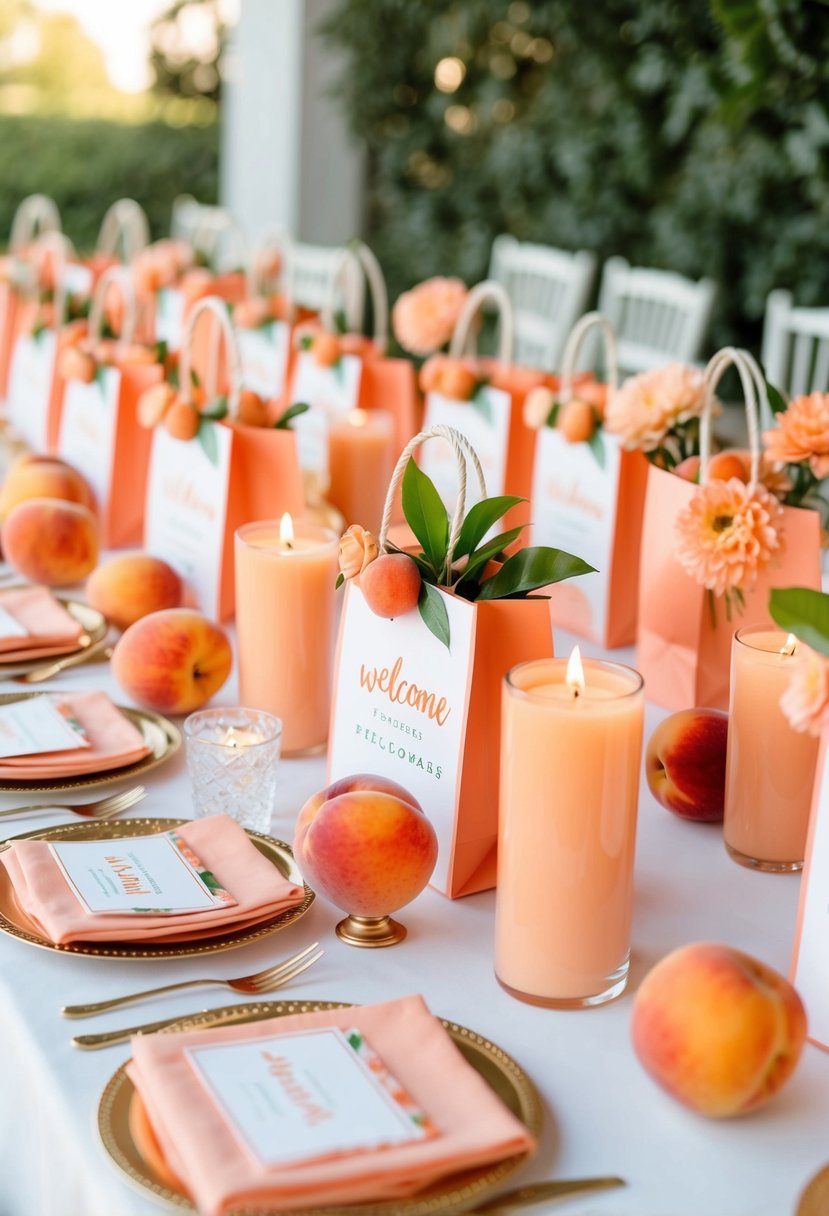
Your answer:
[595,256,716,377]
[487,235,596,370]
[281,240,365,325]
[170,195,231,245]
[761,288,829,398]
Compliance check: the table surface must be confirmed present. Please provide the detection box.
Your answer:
[1,625,827,1216]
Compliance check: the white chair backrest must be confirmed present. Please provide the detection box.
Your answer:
[596,255,716,377]
[170,195,232,246]
[282,240,365,328]
[487,235,596,370]
[761,289,829,398]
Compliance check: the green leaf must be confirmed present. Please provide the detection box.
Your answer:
[201,395,228,420]
[586,429,606,470]
[190,366,202,388]
[299,334,314,351]
[454,526,525,594]
[769,587,829,656]
[401,458,449,576]
[766,380,788,415]
[274,401,310,429]
[454,496,525,559]
[476,547,596,601]
[545,401,560,427]
[333,307,348,335]
[418,581,450,649]
[197,417,220,466]
[469,384,493,424]
[154,339,169,365]
[335,572,344,589]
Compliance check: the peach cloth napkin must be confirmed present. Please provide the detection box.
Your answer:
[0,585,84,658]
[0,690,150,778]
[127,994,537,1216]
[1,814,306,943]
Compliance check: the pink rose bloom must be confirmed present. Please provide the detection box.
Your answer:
[392,277,468,356]
[605,362,708,451]
[781,644,829,736]
[763,392,829,479]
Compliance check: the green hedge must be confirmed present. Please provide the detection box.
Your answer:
[322,0,829,355]
[0,114,219,251]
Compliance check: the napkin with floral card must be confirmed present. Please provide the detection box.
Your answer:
[0,690,150,779]
[126,993,536,1216]
[1,814,305,944]
[0,586,83,658]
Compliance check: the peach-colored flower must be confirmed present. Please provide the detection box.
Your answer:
[605,362,709,451]
[781,644,829,736]
[523,386,556,429]
[392,277,468,356]
[418,354,477,400]
[763,392,829,478]
[674,478,784,597]
[338,524,378,583]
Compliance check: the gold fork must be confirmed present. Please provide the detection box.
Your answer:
[15,638,114,684]
[0,785,146,821]
[67,942,324,1042]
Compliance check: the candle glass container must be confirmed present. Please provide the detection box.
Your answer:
[327,409,396,534]
[495,656,644,1008]
[235,519,339,755]
[723,626,820,872]
[183,707,283,835]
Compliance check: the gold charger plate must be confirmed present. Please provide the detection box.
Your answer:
[0,691,180,792]
[98,999,542,1216]
[0,596,107,675]
[0,817,314,958]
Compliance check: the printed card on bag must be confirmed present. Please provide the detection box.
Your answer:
[290,351,363,476]
[57,367,121,509]
[6,330,57,451]
[237,322,291,400]
[144,422,232,618]
[329,583,476,895]
[421,389,511,516]
[530,426,620,642]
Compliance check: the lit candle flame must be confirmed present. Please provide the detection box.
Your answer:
[566,645,586,698]
[348,409,369,428]
[781,633,797,656]
[280,512,294,549]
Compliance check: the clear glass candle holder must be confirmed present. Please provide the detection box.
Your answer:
[183,708,283,835]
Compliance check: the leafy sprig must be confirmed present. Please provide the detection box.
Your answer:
[769,587,829,657]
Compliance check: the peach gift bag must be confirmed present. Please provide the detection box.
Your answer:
[637,346,822,710]
[328,424,554,899]
[0,194,62,403]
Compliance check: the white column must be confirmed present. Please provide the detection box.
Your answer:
[221,0,364,245]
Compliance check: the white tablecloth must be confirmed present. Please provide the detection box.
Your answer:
[1,631,828,1216]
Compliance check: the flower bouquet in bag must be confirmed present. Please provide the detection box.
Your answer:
[637,347,822,710]
[328,423,594,899]
[526,311,649,647]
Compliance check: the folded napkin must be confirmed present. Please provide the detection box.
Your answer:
[127,994,536,1216]
[0,586,84,659]
[0,690,150,778]
[1,814,306,944]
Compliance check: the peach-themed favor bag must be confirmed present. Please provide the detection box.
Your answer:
[0,194,62,403]
[637,346,822,710]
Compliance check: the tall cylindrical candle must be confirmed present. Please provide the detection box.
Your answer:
[327,408,395,533]
[723,626,819,871]
[235,516,338,755]
[495,653,644,1008]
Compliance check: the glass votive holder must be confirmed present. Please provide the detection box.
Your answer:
[183,707,283,835]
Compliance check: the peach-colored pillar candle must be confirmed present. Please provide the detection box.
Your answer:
[327,408,395,533]
[235,514,338,755]
[724,626,819,871]
[495,650,644,1008]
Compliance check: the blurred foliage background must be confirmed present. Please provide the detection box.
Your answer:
[322,0,829,351]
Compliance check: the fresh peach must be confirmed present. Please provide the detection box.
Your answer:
[646,708,728,822]
[293,774,437,916]
[360,553,422,618]
[163,399,200,441]
[236,388,270,428]
[86,553,183,631]
[437,361,477,400]
[137,382,177,430]
[0,454,96,521]
[58,344,96,383]
[558,397,596,443]
[111,607,232,714]
[2,498,99,587]
[631,942,807,1118]
[674,455,701,482]
[708,449,750,482]
[312,332,342,368]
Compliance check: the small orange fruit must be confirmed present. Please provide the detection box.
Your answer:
[558,397,596,443]
[163,399,200,441]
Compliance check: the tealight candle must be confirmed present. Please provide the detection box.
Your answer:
[494,648,644,1008]
[327,408,395,532]
[235,513,338,755]
[183,708,283,834]
[723,626,820,871]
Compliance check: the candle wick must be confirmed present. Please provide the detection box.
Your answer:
[572,688,580,699]
[285,540,293,551]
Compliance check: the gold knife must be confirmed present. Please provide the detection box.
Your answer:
[467,1176,626,1212]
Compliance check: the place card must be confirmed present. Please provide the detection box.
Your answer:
[290,351,363,477]
[48,829,237,915]
[0,697,89,759]
[237,322,291,400]
[0,606,29,640]
[185,1026,435,1169]
[156,287,185,350]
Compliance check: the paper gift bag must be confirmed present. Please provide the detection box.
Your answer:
[233,239,295,404]
[637,347,822,710]
[328,425,554,899]
[0,194,62,403]
[530,312,649,648]
[55,266,164,548]
[144,297,304,620]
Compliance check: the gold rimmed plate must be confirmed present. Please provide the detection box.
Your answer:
[0,692,180,792]
[0,817,314,959]
[98,999,542,1216]
[0,597,107,676]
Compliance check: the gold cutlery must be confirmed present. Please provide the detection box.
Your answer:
[468,1175,626,1212]
[15,638,114,683]
[0,784,146,822]
[71,945,325,1048]
[62,941,323,1019]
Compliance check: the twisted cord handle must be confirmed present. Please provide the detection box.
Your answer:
[246,234,296,321]
[321,242,389,351]
[448,279,514,365]
[10,195,61,252]
[179,296,242,417]
[88,265,138,347]
[700,346,762,488]
[95,199,150,263]
[558,311,618,401]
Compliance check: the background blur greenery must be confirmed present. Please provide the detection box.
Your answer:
[323,0,829,352]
